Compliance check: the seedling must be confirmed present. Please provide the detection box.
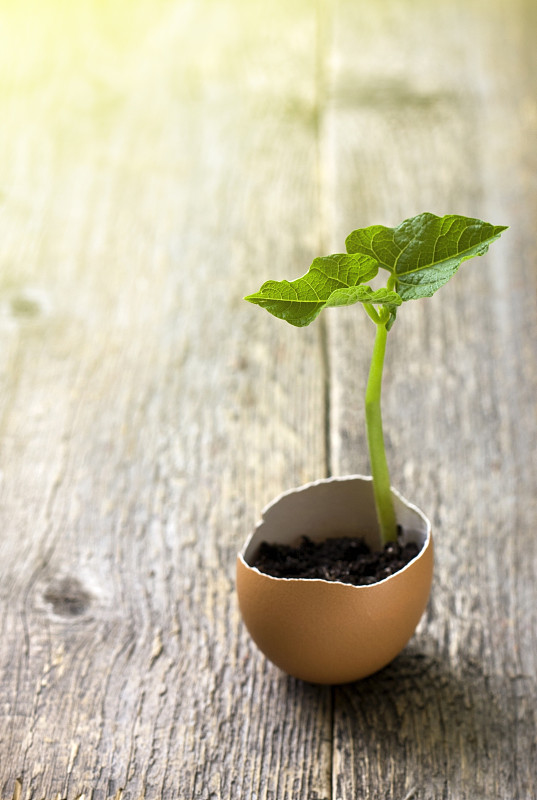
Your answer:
[245,213,507,545]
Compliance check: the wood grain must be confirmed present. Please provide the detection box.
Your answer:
[0,1,331,797]
[0,0,536,797]
[325,0,537,797]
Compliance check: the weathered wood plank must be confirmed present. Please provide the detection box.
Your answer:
[325,0,537,797]
[2,0,536,797]
[0,1,332,797]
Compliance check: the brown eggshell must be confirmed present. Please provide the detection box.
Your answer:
[237,475,433,684]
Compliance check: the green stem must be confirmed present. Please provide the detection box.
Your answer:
[363,303,381,325]
[365,320,397,544]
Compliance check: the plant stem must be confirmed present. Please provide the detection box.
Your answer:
[365,320,397,544]
[363,303,381,325]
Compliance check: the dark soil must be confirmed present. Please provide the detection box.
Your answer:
[251,532,421,585]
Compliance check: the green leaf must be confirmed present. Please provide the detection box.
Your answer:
[345,213,508,301]
[244,252,384,327]
[325,284,402,311]
[329,286,402,331]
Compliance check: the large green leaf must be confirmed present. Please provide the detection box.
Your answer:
[244,252,400,327]
[345,213,508,301]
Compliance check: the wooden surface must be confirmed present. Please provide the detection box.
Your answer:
[0,0,535,797]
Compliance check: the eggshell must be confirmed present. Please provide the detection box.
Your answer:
[237,475,433,684]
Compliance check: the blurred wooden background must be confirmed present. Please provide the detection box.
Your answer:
[0,0,535,797]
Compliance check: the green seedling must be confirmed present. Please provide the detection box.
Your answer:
[245,212,507,544]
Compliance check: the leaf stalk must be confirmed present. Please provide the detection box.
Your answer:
[363,303,381,324]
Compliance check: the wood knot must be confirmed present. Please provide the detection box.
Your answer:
[10,294,42,318]
[43,577,93,618]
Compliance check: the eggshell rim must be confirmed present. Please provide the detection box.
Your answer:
[238,474,432,588]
